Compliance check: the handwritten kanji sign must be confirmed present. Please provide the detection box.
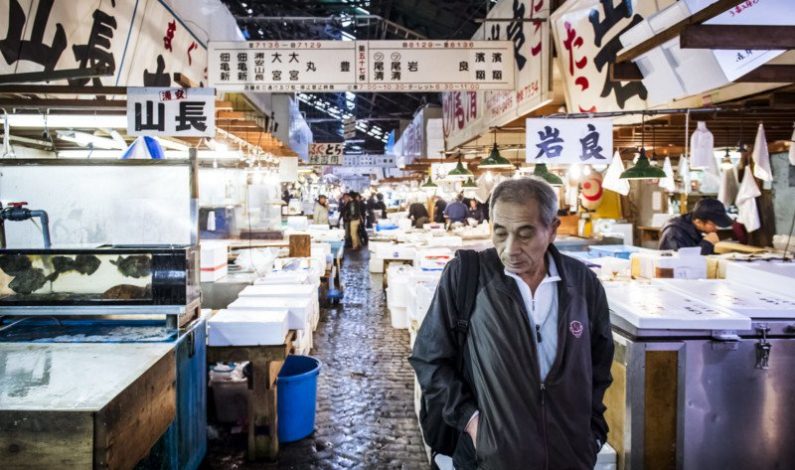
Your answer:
[309,143,344,165]
[127,87,215,137]
[208,40,514,92]
[526,118,613,164]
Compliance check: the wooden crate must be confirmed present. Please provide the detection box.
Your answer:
[0,343,176,469]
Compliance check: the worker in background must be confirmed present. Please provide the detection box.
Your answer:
[443,194,468,228]
[410,178,613,469]
[342,192,363,250]
[313,195,330,226]
[659,198,733,255]
[408,198,430,229]
[434,196,448,224]
[365,193,378,228]
[467,198,484,225]
[374,193,388,220]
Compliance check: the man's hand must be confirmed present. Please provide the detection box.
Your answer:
[703,232,720,245]
[465,414,479,448]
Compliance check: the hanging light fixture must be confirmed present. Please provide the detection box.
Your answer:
[720,148,734,170]
[533,163,564,186]
[462,177,478,188]
[620,113,666,180]
[420,167,438,189]
[478,129,513,169]
[447,151,474,180]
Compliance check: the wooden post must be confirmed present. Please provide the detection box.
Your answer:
[289,234,311,258]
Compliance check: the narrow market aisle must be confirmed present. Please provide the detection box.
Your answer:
[204,249,428,469]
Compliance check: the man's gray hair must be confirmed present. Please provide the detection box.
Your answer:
[490,177,559,227]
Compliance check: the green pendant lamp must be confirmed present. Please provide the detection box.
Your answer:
[420,168,438,190]
[462,177,478,188]
[619,148,666,179]
[479,130,513,169]
[620,113,666,180]
[447,152,474,180]
[533,163,564,186]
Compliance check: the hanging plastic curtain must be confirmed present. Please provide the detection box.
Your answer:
[659,156,676,192]
[736,168,762,232]
[788,123,795,166]
[2,110,15,158]
[602,151,630,196]
[718,166,739,208]
[690,121,714,169]
[751,123,773,181]
[677,154,691,194]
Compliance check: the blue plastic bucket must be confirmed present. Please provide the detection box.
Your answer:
[277,355,322,443]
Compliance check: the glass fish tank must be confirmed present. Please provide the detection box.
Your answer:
[0,247,197,306]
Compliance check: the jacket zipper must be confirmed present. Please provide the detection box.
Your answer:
[540,382,549,470]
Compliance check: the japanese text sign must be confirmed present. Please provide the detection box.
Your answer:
[526,118,613,165]
[309,143,344,166]
[127,87,215,137]
[551,0,650,113]
[0,0,207,88]
[208,40,514,92]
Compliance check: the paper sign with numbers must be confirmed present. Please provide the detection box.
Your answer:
[525,117,613,165]
[209,40,514,92]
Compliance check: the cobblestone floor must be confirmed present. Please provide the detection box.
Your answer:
[203,249,429,469]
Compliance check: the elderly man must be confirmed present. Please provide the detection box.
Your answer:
[410,178,614,469]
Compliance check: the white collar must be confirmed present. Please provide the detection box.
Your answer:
[504,253,561,286]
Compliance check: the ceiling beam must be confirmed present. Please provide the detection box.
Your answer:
[680,25,795,50]
[610,62,644,81]
[616,0,745,64]
[736,65,795,83]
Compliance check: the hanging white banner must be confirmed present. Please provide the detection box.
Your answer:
[127,87,215,137]
[208,40,515,92]
[526,118,613,165]
[550,0,653,113]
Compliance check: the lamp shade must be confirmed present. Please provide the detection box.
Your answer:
[619,149,666,180]
[421,175,438,188]
[478,143,513,169]
[533,163,564,186]
[462,177,478,188]
[447,160,473,179]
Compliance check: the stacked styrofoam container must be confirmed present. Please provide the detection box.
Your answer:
[200,241,229,282]
[238,284,320,327]
[208,309,288,346]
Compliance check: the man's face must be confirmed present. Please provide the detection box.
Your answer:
[319,197,327,205]
[492,200,559,276]
[693,218,717,234]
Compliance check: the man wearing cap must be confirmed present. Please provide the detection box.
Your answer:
[659,198,733,255]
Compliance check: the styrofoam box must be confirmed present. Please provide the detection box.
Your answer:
[239,284,318,298]
[227,297,314,330]
[208,309,288,346]
[369,256,384,273]
[254,271,311,285]
[605,283,750,331]
[654,278,795,319]
[390,306,408,329]
[377,243,417,260]
[287,216,309,231]
[726,261,795,298]
[200,242,229,282]
[311,243,331,259]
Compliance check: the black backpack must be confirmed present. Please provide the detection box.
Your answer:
[418,249,480,458]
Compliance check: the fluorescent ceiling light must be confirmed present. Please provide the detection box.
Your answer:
[8,114,127,129]
[157,137,189,151]
[56,130,125,149]
[56,150,186,159]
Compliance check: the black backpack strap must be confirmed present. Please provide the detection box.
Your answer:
[452,250,480,349]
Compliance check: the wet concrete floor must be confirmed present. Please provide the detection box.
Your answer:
[203,249,428,469]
